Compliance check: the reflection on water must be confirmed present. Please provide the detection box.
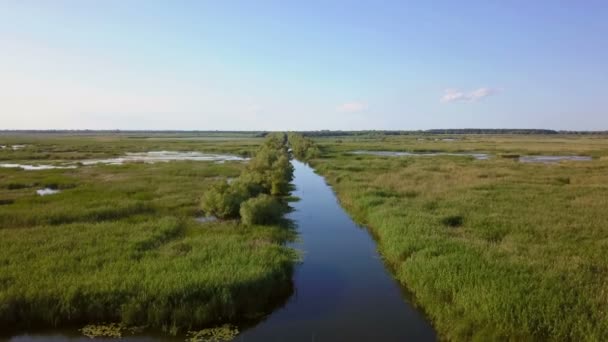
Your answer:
[0,164,77,171]
[237,161,436,341]
[0,151,247,171]
[353,150,489,160]
[195,216,218,223]
[353,151,595,164]
[0,145,27,150]
[519,155,592,163]
[36,188,61,196]
[81,151,248,165]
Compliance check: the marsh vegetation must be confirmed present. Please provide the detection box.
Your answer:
[2,132,608,341]
[201,133,293,224]
[0,133,296,337]
[309,134,608,340]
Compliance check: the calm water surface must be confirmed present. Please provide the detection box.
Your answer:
[0,151,247,170]
[5,161,435,341]
[352,150,489,160]
[237,161,435,341]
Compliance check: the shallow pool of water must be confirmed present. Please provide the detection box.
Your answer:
[519,155,592,163]
[353,150,489,160]
[36,188,61,196]
[195,216,218,223]
[0,152,247,171]
[80,151,248,165]
[0,164,77,171]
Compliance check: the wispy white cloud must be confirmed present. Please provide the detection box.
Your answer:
[337,101,368,113]
[440,87,498,103]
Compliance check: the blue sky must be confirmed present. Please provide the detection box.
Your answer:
[1,1,607,130]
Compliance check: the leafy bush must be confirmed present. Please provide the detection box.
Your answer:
[287,132,320,161]
[232,175,266,198]
[201,181,248,219]
[201,133,294,221]
[240,194,283,226]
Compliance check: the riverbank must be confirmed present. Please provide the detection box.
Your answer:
[310,134,608,340]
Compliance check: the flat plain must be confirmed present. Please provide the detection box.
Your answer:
[1,132,607,341]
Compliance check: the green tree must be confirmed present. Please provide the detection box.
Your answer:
[201,181,248,219]
[239,194,283,226]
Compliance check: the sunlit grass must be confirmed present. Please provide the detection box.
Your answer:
[312,134,608,340]
[0,136,296,336]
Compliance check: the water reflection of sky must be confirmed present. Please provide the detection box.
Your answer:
[0,151,248,170]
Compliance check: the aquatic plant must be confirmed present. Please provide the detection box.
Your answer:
[80,323,124,338]
[186,324,239,342]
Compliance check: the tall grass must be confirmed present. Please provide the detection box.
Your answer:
[312,134,608,341]
[0,137,296,336]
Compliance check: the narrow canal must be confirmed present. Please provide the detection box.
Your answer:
[237,160,436,341]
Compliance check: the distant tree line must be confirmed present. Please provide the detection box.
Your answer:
[425,129,560,134]
[201,133,293,226]
[294,129,608,136]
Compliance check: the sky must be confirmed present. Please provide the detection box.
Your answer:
[1,1,607,130]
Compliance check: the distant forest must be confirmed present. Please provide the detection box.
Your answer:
[298,129,608,136]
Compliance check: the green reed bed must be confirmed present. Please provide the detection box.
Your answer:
[311,134,608,341]
[0,135,296,336]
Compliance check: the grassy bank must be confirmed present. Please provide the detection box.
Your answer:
[310,134,608,341]
[0,134,296,336]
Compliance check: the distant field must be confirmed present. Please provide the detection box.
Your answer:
[311,134,608,340]
[0,134,295,336]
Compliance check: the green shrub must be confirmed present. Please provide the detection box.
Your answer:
[287,133,320,161]
[200,181,248,219]
[201,133,294,221]
[239,194,283,226]
[233,173,266,197]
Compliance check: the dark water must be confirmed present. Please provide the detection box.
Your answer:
[4,161,435,342]
[236,161,435,341]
